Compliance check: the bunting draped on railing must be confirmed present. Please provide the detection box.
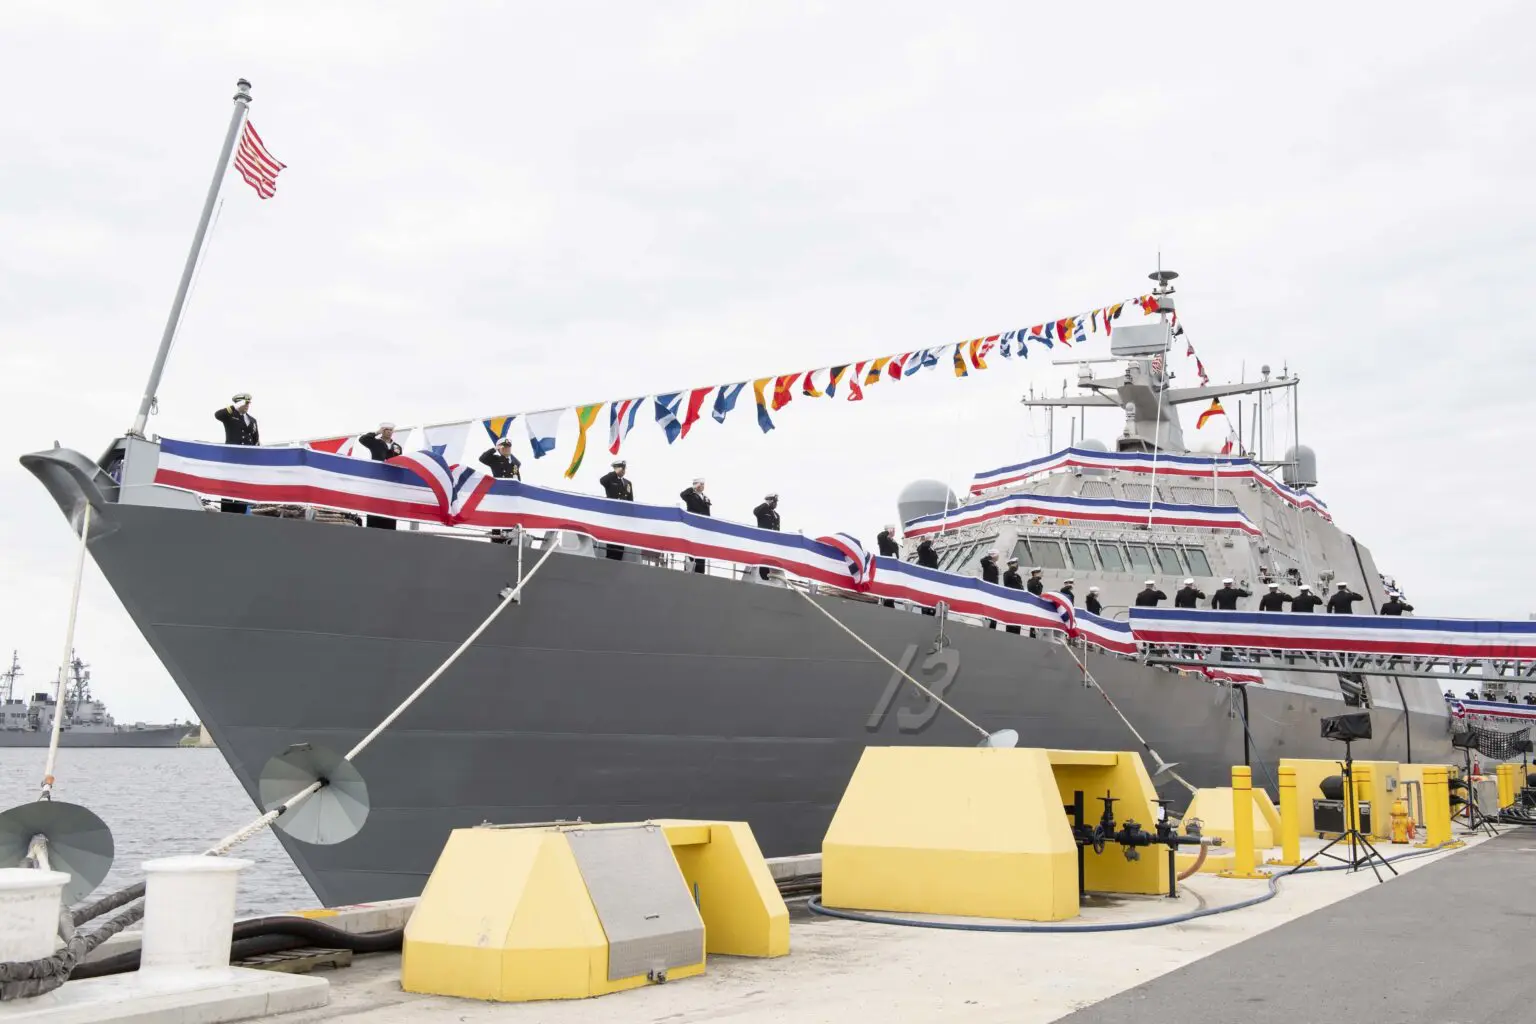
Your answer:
[158,439,1536,669]
[901,489,1260,538]
[1448,699,1536,724]
[1128,608,1536,662]
[968,445,1330,520]
[286,293,1174,475]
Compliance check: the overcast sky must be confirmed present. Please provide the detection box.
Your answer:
[2,1,1532,722]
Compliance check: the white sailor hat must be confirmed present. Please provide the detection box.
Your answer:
[1062,577,1074,585]
[692,477,705,485]
[1145,579,1156,586]
[885,523,895,531]
[1088,585,1100,592]
[1006,556,1019,564]
[378,421,396,430]
[1222,577,1234,584]
[1337,581,1349,588]
[1183,577,1194,585]
[1030,567,1042,574]
[987,548,1000,557]
[1388,590,1400,597]
[1299,584,1311,590]
[765,492,778,500]
[1267,581,1279,589]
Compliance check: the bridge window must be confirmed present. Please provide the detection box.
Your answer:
[952,537,998,575]
[1096,543,1126,572]
[1154,545,1184,575]
[1017,538,1067,570]
[1182,548,1213,576]
[1067,541,1097,571]
[1125,544,1154,573]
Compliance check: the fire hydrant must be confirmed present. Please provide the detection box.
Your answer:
[1390,796,1412,844]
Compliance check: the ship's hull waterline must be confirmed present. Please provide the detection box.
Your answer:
[68,499,1453,907]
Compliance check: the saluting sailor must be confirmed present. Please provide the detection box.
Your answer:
[357,422,404,530]
[213,391,259,513]
[598,460,633,561]
[679,478,711,574]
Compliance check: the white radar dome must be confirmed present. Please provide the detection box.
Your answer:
[897,479,959,526]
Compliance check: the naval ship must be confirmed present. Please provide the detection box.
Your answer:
[21,273,1456,906]
[0,652,193,748]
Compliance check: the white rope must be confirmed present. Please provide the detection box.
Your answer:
[204,535,563,857]
[39,503,92,801]
[1056,637,1198,794]
[794,589,991,740]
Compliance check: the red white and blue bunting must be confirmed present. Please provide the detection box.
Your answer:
[1448,699,1536,724]
[969,445,1330,520]
[155,439,1536,669]
[902,489,1260,538]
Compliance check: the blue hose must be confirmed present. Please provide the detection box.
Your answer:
[805,842,1460,933]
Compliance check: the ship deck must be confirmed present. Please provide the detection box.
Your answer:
[242,831,1521,1023]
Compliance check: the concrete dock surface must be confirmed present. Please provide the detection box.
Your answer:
[249,832,1522,1023]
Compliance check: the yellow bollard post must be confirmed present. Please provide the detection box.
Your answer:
[1268,766,1302,866]
[1413,766,1461,850]
[1219,766,1267,879]
[1352,764,1374,842]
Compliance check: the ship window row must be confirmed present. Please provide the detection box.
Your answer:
[913,535,1215,578]
[1016,536,1214,577]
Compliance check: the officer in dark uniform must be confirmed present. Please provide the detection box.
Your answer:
[356,422,403,529]
[1059,578,1076,606]
[478,438,521,479]
[1258,583,1293,611]
[1211,578,1252,610]
[1026,569,1044,596]
[213,392,260,514]
[1085,586,1103,616]
[979,549,1000,628]
[1327,582,1365,614]
[1291,585,1323,612]
[1002,557,1024,634]
[1174,578,1204,609]
[599,460,634,560]
[1380,591,1414,616]
[876,525,900,608]
[753,494,780,580]
[1134,581,1167,607]
[679,478,711,573]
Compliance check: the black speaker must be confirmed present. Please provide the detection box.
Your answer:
[1319,775,1344,800]
[1514,739,1534,754]
[1320,711,1372,742]
[1451,731,1481,751]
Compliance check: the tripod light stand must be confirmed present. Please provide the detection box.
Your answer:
[1287,711,1396,883]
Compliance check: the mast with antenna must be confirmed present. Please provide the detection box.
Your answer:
[0,653,19,704]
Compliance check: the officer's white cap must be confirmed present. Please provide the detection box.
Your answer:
[693,477,705,485]
[496,437,512,447]
[232,392,251,403]
[378,421,395,430]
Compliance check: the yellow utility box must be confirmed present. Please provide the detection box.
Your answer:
[821,746,1170,924]
[402,819,786,1002]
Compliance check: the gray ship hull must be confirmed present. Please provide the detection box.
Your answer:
[64,500,1453,907]
[0,727,190,748]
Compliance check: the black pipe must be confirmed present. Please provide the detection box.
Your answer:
[1241,686,1252,767]
[70,917,403,981]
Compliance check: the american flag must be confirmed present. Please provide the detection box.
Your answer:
[234,121,285,199]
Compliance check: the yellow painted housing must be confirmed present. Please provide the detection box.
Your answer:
[822,746,1171,923]
[1181,787,1280,849]
[401,819,786,1002]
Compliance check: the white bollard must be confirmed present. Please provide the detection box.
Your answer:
[139,856,252,972]
[0,868,69,962]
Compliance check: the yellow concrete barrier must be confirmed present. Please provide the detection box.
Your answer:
[822,746,1078,922]
[1267,766,1302,867]
[1182,786,1279,849]
[1046,750,1171,898]
[402,819,786,1002]
[1219,767,1268,880]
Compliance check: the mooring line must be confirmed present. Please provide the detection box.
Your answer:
[38,503,92,802]
[1057,637,1199,794]
[206,535,562,857]
[794,588,992,741]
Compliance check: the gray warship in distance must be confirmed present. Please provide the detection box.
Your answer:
[22,270,1457,907]
[0,651,192,748]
